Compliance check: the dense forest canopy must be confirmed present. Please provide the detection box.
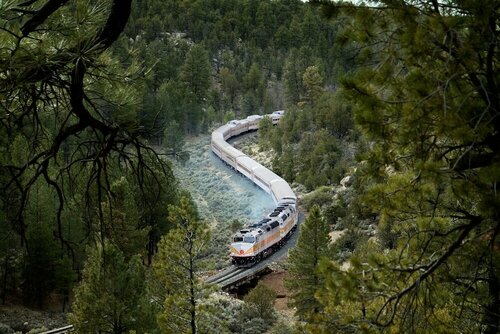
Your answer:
[0,0,179,310]
[115,0,352,139]
[294,0,500,333]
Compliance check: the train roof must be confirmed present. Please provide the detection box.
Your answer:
[270,179,296,203]
[213,124,232,138]
[246,115,263,121]
[253,166,281,185]
[221,144,246,159]
[236,155,261,170]
[211,130,224,143]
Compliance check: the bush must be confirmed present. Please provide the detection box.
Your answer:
[302,186,333,210]
[0,324,13,334]
[244,282,277,323]
[323,195,347,226]
[197,293,243,334]
[331,228,368,262]
[269,320,295,334]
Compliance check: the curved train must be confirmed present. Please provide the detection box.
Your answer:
[211,111,298,267]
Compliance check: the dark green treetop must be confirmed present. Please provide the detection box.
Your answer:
[310,0,500,332]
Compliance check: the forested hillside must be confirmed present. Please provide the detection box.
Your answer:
[115,0,351,141]
[280,1,500,333]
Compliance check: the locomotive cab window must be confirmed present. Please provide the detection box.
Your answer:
[233,236,243,242]
[243,236,255,243]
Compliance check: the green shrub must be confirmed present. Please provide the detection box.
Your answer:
[302,186,333,210]
[0,324,13,334]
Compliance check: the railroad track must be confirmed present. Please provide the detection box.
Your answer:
[41,325,74,333]
[205,266,246,285]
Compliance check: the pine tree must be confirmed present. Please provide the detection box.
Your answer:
[151,195,210,334]
[0,2,178,292]
[219,67,240,111]
[286,205,330,321]
[70,242,154,333]
[180,44,212,103]
[258,116,274,150]
[302,65,324,105]
[312,0,500,332]
[164,120,188,161]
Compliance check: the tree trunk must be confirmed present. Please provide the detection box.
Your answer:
[190,256,196,334]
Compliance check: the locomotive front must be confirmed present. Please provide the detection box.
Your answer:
[230,229,260,267]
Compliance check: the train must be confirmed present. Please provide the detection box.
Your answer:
[211,111,298,267]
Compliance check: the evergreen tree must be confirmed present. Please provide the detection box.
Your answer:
[286,205,330,321]
[152,195,210,334]
[219,67,240,111]
[302,65,324,105]
[283,49,305,105]
[97,176,145,258]
[70,242,154,333]
[164,120,188,161]
[0,3,180,305]
[312,0,500,332]
[180,44,212,103]
[258,116,274,150]
[22,181,76,308]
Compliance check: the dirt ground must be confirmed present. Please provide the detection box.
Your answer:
[0,304,68,332]
[260,268,294,310]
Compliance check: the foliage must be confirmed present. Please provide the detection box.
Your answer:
[164,120,189,161]
[122,0,351,133]
[0,0,356,325]
[196,293,237,334]
[196,291,280,334]
[243,282,277,324]
[180,44,212,104]
[230,219,244,233]
[286,206,330,321]
[329,228,367,263]
[301,186,334,211]
[22,216,75,308]
[0,323,13,334]
[70,242,154,334]
[0,0,178,306]
[268,321,295,334]
[309,0,500,332]
[302,66,324,105]
[260,91,357,190]
[151,195,211,334]
[258,116,274,151]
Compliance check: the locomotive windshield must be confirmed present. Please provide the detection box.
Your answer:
[243,236,255,243]
[233,236,243,242]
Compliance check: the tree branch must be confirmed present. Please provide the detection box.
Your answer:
[20,0,69,36]
[376,216,482,327]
